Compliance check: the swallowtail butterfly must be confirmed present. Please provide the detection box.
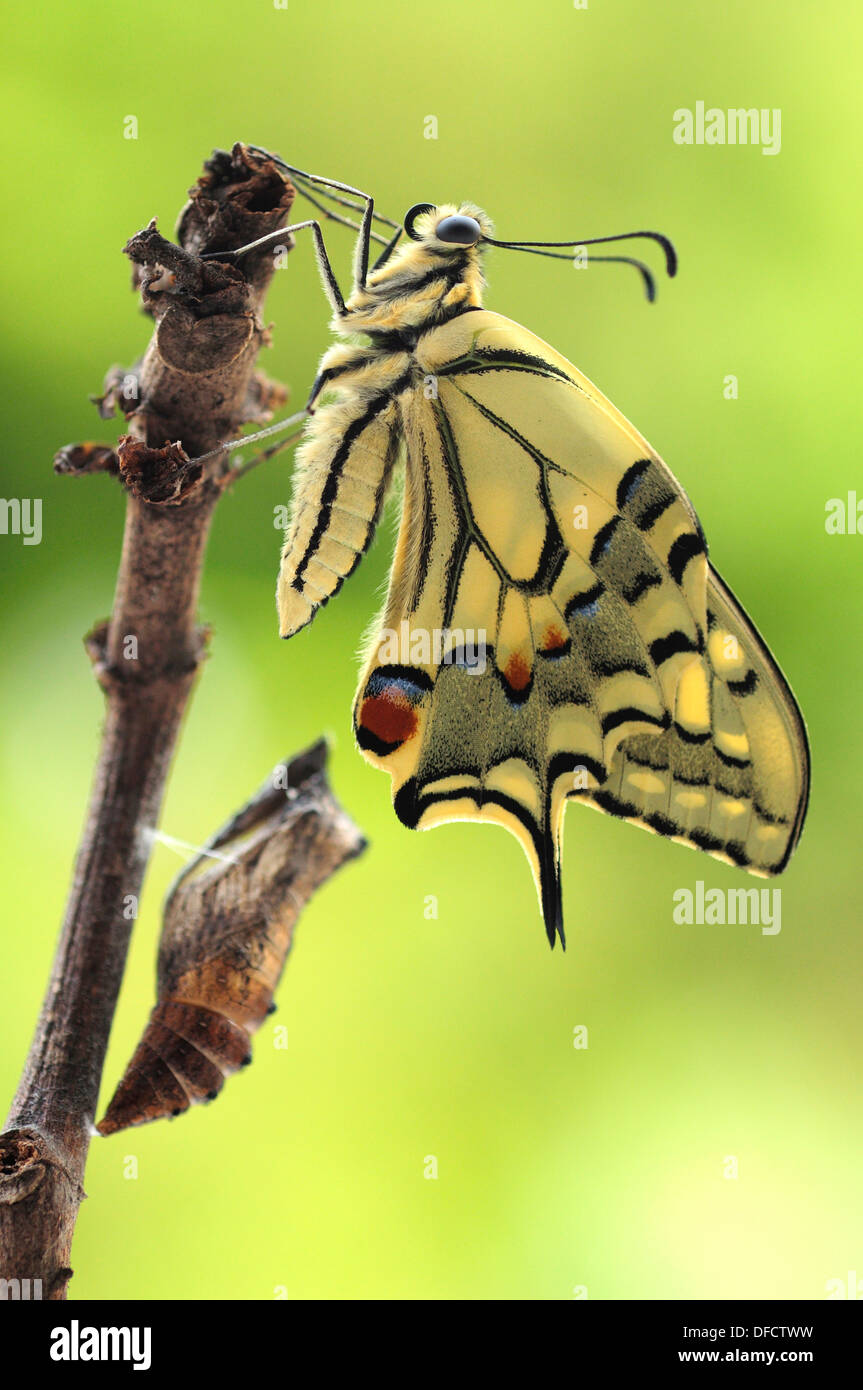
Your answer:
[210,153,809,949]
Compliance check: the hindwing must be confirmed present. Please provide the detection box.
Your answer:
[352,310,809,946]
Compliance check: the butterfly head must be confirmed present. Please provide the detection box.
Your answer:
[403,202,494,248]
[353,203,493,331]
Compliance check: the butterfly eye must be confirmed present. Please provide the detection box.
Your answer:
[435,215,482,245]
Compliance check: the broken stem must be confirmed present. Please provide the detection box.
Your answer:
[0,144,302,1298]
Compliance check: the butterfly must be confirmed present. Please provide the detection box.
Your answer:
[211,151,810,949]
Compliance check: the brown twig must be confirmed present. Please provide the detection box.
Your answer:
[0,144,351,1299]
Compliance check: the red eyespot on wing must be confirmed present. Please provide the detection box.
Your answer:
[359,689,418,748]
[355,668,431,757]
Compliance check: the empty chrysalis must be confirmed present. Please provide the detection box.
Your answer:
[205,150,809,950]
[98,743,363,1135]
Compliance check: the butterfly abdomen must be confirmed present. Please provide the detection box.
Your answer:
[277,356,406,638]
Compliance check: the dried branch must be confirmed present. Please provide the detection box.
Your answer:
[0,144,359,1299]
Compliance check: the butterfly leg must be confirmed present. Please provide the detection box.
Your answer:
[290,176,404,276]
[188,296,386,469]
[282,169,376,292]
[242,149,403,294]
[369,226,404,274]
[201,218,346,315]
[189,375,341,471]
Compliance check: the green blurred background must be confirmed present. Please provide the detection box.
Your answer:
[2,0,860,1300]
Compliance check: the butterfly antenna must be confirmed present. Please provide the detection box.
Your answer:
[486,229,677,277]
[484,229,676,301]
[488,244,660,301]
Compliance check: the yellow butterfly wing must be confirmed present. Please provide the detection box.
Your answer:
[353,309,809,946]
